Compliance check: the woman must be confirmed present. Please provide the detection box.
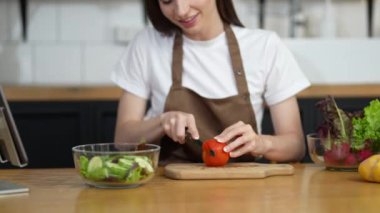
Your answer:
[111,0,310,163]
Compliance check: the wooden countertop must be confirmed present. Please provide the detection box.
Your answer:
[2,86,123,101]
[2,84,380,101]
[1,164,379,213]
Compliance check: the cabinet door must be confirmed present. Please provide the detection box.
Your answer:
[92,101,118,142]
[1,102,91,168]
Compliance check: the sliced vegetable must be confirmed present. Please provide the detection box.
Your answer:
[106,162,128,180]
[135,157,154,173]
[87,156,108,180]
[79,156,89,176]
[78,154,155,184]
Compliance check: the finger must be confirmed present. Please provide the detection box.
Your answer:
[169,117,178,142]
[230,134,266,158]
[216,122,251,143]
[230,140,256,158]
[220,121,245,136]
[224,133,252,154]
[175,116,187,144]
[186,114,199,140]
[163,123,171,136]
[230,120,246,129]
[161,112,172,136]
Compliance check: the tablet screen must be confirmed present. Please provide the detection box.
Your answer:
[0,86,28,167]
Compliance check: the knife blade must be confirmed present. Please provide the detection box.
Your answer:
[185,130,203,147]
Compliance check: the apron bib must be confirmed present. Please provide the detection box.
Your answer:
[160,25,258,163]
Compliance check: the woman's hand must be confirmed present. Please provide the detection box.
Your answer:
[160,111,199,144]
[214,121,269,158]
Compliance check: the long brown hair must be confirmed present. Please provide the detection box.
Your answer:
[144,0,244,36]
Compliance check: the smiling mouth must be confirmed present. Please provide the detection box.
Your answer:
[178,14,198,28]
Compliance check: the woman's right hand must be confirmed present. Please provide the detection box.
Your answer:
[160,111,199,144]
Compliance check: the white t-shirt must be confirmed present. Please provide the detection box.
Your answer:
[111,25,310,133]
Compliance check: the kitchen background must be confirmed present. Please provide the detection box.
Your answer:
[0,0,379,86]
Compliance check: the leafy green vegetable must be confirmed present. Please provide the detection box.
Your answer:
[316,97,380,151]
[316,96,352,142]
[78,154,155,184]
[315,97,380,166]
[127,167,143,183]
[79,156,89,176]
[352,99,380,152]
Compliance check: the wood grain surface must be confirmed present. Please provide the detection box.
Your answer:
[1,165,380,213]
[3,84,380,101]
[164,163,294,180]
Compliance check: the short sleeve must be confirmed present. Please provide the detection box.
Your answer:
[111,30,150,99]
[263,33,310,106]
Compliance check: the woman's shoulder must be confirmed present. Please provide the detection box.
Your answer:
[232,25,281,44]
[232,25,287,53]
[129,26,174,48]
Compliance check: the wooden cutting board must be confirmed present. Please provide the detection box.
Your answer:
[164,163,294,180]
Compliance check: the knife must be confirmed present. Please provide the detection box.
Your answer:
[185,130,203,147]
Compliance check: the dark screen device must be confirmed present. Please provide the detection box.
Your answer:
[0,85,29,195]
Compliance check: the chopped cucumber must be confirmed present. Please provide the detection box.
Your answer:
[78,154,155,184]
[118,158,134,169]
[135,157,154,173]
[106,162,128,180]
[87,156,108,180]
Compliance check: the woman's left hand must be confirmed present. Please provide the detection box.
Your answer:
[214,121,268,158]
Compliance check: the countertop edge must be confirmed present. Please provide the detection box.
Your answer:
[2,84,380,101]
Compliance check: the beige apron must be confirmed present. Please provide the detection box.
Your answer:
[160,25,258,163]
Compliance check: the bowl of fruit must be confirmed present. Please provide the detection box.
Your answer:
[72,143,160,188]
[307,97,380,171]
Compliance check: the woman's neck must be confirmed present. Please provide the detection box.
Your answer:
[184,17,225,41]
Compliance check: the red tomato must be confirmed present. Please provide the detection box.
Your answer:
[202,139,229,167]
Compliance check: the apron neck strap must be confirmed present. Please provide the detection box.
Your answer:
[171,24,250,96]
[171,31,184,89]
[224,24,250,96]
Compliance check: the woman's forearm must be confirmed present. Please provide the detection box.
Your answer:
[261,96,306,162]
[261,132,305,162]
[114,115,165,145]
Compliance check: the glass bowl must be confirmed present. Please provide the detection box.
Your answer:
[72,143,160,188]
[307,133,372,171]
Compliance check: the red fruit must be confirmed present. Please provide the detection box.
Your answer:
[357,149,373,162]
[344,153,357,166]
[202,139,229,167]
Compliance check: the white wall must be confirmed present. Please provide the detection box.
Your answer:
[285,39,380,84]
[0,0,379,85]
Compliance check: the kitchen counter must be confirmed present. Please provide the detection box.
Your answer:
[2,86,123,101]
[2,84,380,101]
[1,164,379,213]
[1,85,377,168]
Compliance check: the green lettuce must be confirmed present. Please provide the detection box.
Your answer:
[352,99,380,151]
[79,155,154,183]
